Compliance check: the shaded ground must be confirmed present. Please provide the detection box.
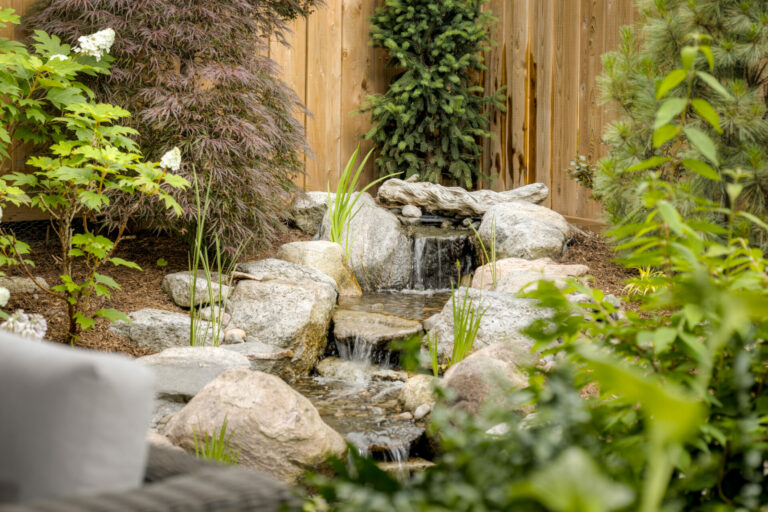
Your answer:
[4,224,631,356]
[561,230,635,298]
[4,224,309,356]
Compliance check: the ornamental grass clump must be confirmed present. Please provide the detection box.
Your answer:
[0,12,188,343]
[328,146,397,262]
[25,0,318,256]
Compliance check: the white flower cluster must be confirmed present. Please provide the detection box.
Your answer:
[1,309,47,340]
[49,54,69,62]
[72,28,115,61]
[160,147,182,171]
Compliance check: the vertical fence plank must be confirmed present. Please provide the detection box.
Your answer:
[508,0,530,189]
[482,0,507,191]
[533,0,554,206]
[340,0,378,188]
[551,0,581,217]
[270,18,309,189]
[305,1,343,192]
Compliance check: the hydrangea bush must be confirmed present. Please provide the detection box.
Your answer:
[0,10,188,343]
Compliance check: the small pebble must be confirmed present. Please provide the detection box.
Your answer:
[223,328,246,344]
[401,204,422,218]
[393,412,413,421]
[413,403,431,420]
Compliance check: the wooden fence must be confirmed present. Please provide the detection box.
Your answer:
[2,0,637,224]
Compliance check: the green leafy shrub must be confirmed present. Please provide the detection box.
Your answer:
[25,0,318,255]
[361,0,505,187]
[595,0,768,248]
[0,11,187,342]
[306,42,768,511]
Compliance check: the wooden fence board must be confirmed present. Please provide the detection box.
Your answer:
[1,0,637,223]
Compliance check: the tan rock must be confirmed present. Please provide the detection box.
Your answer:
[277,240,361,297]
[165,369,346,483]
[471,257,589,292]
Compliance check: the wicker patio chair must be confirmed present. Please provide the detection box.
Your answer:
[0,443,298,512]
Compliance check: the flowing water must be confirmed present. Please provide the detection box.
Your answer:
[409,226,475,290]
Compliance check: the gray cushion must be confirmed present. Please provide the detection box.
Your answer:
[0,333,156,503]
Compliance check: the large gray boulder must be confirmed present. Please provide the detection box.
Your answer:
[276,240,361,297]
[110,309,214,350]
[236,258,338,296]
[161,271,231,308]
[291,191,335,235]
[444,342,530,414]
[137,347,251,398]
[377,178,549,217]
[317,192,412,291]
[165,369,347,483]
[425,287,550,363]
[479,201,571,260]
[0,276,49,294]
[225,260,338,380]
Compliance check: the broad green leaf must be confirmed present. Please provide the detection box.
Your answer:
[94,308,130,323]
[696,71,733,100]
[681,45,698,71]
[510,448,635,512]
[700,45,715,70]
[681,159,720,181]
[657,200,685,236]
[74,313,95,331]
[626,156,669,173]
[683,126,718,165]
[691,99,722,133]
[652,327,678,353]
[653,124,679,148]
[656,69,687,99]
[654,98,687,129]
[109,257,142,270]
[580,346,705,443]
[94,273,120,290]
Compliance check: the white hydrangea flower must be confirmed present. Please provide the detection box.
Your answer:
[159,147,182,171]
[1,309,47,340]
[72,28,115,61]
[49,54,69,62]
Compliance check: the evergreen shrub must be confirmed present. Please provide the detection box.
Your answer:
[596,0,768,247]
[362,0,505,187]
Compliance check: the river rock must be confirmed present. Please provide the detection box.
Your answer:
[161,271,231,308]
[111,308,214,350]
[377,178,549,217]
[399,374,439,412]
[479,201,571,260]
[401,205,422,218]
[150,398,185,432]
[0,287,8,308]
[444,342,530,414]
[224,265,337,380]
[236,258,338,295]
[318,192,412,291]
[425,287,550,363]
[291,191,335,235]
[277,240,362,297]
[0,276,49,294]
[472,257,589,291]
[165,369,347,483]
[137,347,251,398]
[333,309,422,348]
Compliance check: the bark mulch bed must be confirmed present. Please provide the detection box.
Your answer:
[560,230,636,298]
[4,224,309,356]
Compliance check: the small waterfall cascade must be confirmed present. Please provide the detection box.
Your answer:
[409,226,475,290]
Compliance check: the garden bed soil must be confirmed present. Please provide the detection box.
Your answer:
[4,225,630,356]
[4,225,310,356]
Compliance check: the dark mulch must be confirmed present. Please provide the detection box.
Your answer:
[560,231,636,298]
[4,225,309,356]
